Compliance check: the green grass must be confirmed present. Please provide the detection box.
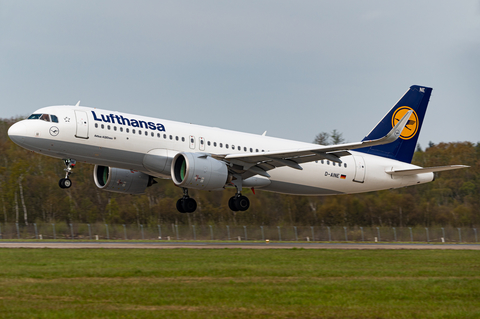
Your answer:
[0,249,479,318]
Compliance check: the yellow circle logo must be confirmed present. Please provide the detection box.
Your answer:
[391,106,418,140]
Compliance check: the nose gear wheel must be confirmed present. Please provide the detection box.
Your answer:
[59,159,76,189]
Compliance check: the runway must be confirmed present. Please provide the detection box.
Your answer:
[0,241,479,250]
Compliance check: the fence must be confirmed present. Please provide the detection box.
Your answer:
[0,223,478,243]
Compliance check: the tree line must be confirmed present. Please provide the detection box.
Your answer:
[1,119,478,227]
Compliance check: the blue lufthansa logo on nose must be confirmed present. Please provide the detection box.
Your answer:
[49,126,59,136]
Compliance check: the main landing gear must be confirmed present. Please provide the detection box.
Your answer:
[228,194,250,212]
[228,175,250,211]
[59,159,76,189]
[176,188,197,213]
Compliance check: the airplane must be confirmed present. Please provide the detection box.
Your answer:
[8,85,468,213]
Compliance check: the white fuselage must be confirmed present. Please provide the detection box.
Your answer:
[8,105,434,195]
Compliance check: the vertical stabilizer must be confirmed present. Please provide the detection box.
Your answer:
[356,85,432,163]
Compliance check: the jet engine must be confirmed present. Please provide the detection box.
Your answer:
[171,152,229,190]
[93,165,155,194]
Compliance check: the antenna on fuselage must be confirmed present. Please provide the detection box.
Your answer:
[75,101,80,107]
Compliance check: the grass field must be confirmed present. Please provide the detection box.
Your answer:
[0,248,479,318]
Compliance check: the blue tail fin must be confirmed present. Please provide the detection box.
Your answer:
[356,85,432,163]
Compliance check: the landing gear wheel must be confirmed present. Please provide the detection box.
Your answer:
[235,195,250,211]
[59,159,76,189]
[176,198,186,213]
[59,178,72,189]
[228,196,239,211]
[182,198,197,213]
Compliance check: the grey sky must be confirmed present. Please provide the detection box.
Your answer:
[1,1,479,148]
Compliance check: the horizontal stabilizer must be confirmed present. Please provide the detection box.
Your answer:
[385,165,469,176]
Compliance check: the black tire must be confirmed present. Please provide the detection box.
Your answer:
[59,178,66,189]
[176,198,186,213]
[63,178,72,188]
[235,195,250,211]
[182,197,197,213]
[228,196,239,211]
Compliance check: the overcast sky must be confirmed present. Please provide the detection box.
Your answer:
[1,1,479,148]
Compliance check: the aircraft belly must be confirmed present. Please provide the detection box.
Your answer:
[18,136,146,172]
[264,162,351,196]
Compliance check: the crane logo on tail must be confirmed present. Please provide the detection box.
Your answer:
[392,106,418,140]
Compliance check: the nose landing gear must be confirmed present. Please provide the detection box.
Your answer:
[59,159,76,189]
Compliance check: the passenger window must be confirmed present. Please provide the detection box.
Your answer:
[256,149,259,152]
[51,115,59,123]
[157,133,160,138]
[120,127,123,132]
[163,134,167,139]
[244,147,247,152]
[220,143,223,148]
[232,145,235,150]
[176,136,179,141]
[138,130,142,135]
[344,163,347,168]
[208,141,211,146]
[101,124,104,129]
[114,126,117,131]
[214,142,217,147]
[145,131,148,136]
[95,123,98,128]
[333,162,335,166]
[250,148,253,152]
[126,128,129,133]
[226,144,229,149]
[321,160,324,164]
[182,137,185,142]
[169,135,173,140]
[133,129,136,134]
[238,146,241,151]
[327,161,330,165]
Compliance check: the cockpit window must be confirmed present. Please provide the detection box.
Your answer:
[28,114,42,120]
[27,113,58,122]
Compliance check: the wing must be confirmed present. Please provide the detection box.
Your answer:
[212,110,414,178]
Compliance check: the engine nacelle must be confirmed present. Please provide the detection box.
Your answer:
[171,152,229,190]
[93,165,154,194]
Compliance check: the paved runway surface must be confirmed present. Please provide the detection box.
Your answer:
[1,241,479,250]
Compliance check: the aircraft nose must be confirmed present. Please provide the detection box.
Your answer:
[8,121,27,144]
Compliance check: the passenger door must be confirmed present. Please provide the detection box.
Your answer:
[74,110,89,139]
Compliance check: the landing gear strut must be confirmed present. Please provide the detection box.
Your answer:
[59,159,76,189]
[228,175,250,211]
[176,188,197,213]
